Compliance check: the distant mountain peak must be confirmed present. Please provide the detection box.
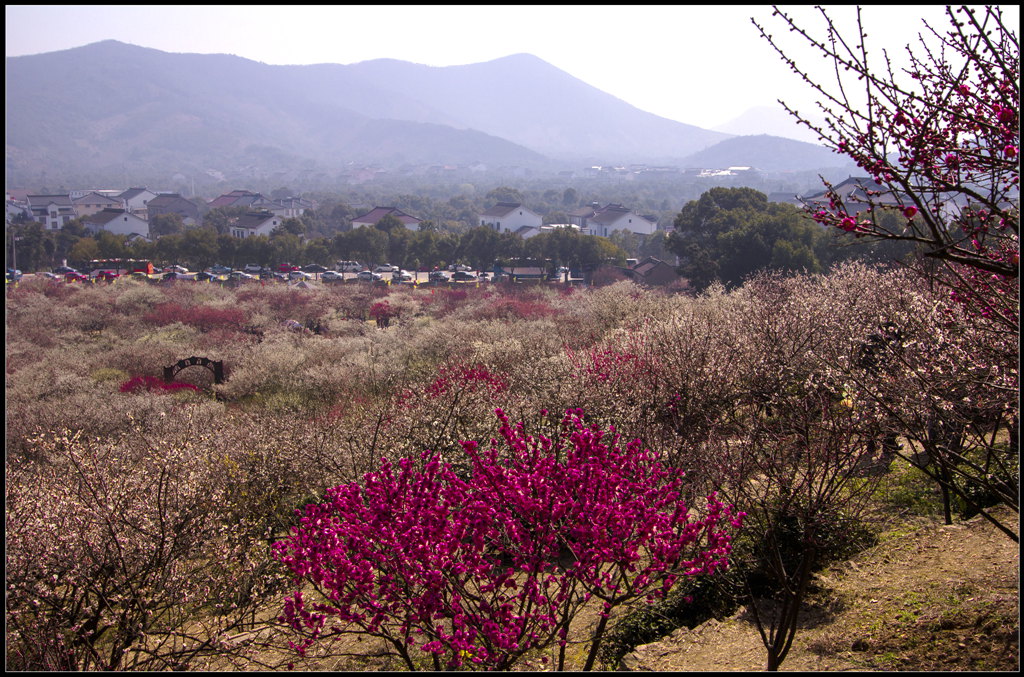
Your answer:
[713,105,824,145]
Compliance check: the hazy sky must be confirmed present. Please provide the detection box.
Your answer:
[6,5,1018,130]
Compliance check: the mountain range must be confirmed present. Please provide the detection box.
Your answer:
[5,40,853,187]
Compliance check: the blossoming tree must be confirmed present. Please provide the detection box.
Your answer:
[274,409,743,671]
[755,6,1018,287]
[753,4,1019,545]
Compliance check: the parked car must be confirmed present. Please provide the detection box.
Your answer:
[130,271,151,280]
[288,270,312,281]
[229,270,255,281]
[166,264,189,274]
[448,263,472,272]
[277,263,300,274]
[65,271,90,283]
[336,260,362,272]
[392,269,414,283]
[194,271,219,281]
[373,263,398,274]
[258,270,280,281]
[7,268,24,282]
[42,271,61,280]
[162,271,190,281]
[321,270,344,282]
[52,265,77,275]
[96,270,120,281]
[243,263,263,274]
[209,264,233,275]
[357,270,383,282]
[428,270,450,282]
[452,271,478,282]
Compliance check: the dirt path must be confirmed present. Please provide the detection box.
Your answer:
[621,507,1019,671]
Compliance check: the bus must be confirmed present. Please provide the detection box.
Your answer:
[86,258,155,275]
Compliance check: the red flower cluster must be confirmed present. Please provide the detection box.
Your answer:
[274,409,743,670]
[118,375,201,394]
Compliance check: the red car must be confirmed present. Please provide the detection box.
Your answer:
[65,272,90,283]
[96,270,120,281]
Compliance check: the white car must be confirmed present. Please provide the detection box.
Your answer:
[243,263,263,274]
[373,264,398,274]
[289,270,312,281]
[357,270,383,282]
[336,260,362,272]
[392,269,414,282]
[321,270,344,282]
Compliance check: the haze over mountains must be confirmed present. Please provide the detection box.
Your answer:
[5,40,853,187]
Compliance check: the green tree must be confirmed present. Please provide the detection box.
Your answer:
[273,217,306,237]
[179,227,219,270]
[270,232,303,266]
[485,186,524,205]
[460,226,502,271]
[374,213,405,234]
[216,234,240,268]
[203,206,248,235]
[385,228,412,268]
[667,187,830,290]
[304,239,332,267]
[149,213,185,238]
[95,230,128,260]
[68,237,99,267]
[347,225,388,265]
[237,234,273,268]
[154,233,183,266]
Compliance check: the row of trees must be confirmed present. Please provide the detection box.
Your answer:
[10,187,909,284]
[7,214,633,275]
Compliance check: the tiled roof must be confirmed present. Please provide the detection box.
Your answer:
[27,194,74,207]
[480,202,523,218]
[118,187,152,200]
[84,208,138,226]
[353,206,421,225]
[209,190,262,208]
[232,211,278,229]
[73,191,122,205]
[590,205,634,225]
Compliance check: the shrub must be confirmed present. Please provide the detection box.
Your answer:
[275,409,744,671]
[119,374,203,394]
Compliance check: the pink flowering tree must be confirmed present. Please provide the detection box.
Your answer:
[755,5,1018,328]
[755,5,1019,541]
[274,408,743,671]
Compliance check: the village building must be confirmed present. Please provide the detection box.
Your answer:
[569,203,656,237]
[351,206,423,231]
[72,191,124,219]
[477,202,543,234]
[26,194,76,230]
[228,211,282,238]
[82,208,150,238]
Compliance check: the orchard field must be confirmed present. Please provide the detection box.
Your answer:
[5,264,1018,670]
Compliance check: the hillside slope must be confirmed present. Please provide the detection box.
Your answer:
[622,506,1019,671]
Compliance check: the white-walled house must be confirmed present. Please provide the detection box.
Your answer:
[351,206,423,231]
[118,187,159,217]
[515,223,582,239]
[569,203,656,237]
[73,191,124,219]
[83,208,150,238]
[26,194,77,230]
[478,202,543,233]
[228,211,282,238]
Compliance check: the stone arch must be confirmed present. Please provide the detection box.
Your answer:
[163,356,225,384]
